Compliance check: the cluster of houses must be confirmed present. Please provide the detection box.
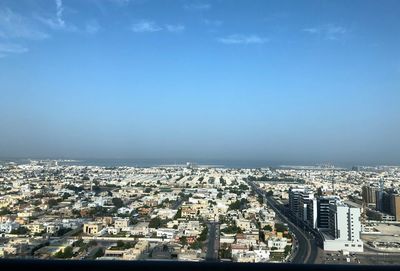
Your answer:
[0,161,292,262]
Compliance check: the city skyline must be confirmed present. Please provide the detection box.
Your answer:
[2,158,400,264]
[1,0,400,164]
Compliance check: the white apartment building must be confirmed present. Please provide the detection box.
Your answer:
[0,221,19,234]
[323,202,363,252]
[156,228,176,239]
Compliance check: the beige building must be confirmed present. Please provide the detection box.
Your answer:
[114,218,130,230]
[392,195,400,221]
[83,222,102,235]
[27,223,45,234]
[123,240,149,260]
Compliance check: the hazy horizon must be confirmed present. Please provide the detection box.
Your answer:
[1,156,398,168]
[1,0,400,164]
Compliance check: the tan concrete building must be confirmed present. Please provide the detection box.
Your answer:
[392,195,400,221]
[83,222,102,235]
[114,218,129,229]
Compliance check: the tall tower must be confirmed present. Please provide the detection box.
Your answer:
[379,178,384,192]
[331,176,335,195]
[376,178,384,211]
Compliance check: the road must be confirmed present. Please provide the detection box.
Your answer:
[205,222,219,261]
[172,198,183,210]
[247,180,318,264]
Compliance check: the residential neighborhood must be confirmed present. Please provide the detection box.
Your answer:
[0,160,292,262]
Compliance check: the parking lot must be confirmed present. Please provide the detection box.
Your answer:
[317,249,400,265]
[319,252,359,265]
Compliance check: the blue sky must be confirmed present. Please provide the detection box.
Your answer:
[0,0,399,164]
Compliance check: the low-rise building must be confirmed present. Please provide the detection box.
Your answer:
[83,222,103,235]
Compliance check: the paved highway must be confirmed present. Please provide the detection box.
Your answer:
[205,222,219,261]
[247,180,318,264]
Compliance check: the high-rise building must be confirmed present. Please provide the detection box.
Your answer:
[323,201,363,252]
[391,195,400,221]
[317,196,339,229]
[306,198,318,229]
[299,190,315,221]
[289,189,364,252]
[381,191,393,214]
[288,187,314,221]
[362,185,377,206]
[375,178,385,211]
[288,187,303,217]
[376,187,400,221]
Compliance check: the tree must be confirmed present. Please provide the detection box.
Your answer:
[47,199,58,208]
[73,239,84,248]
[275,223,288,233]
[144,187,152,193]
[179,192,191,201]
[0,207,11,216]
[54,246,74,258]
[54,250,63,258]
[72,209,81,217]
[149,217,162,228]
[63,246,74,258]
[221,224,242,234]
[93,248,104,259]
[263,225,273,231]
[11,227,28,235]
[220,243,231,259]
[180,236,188,246]
[197,226,208,242]
[56,227,72,236]
[92,185,101,194]
[284,245,291,256]
[228,200,241,210]
[112,198,124,208]
[266,190,273,197]
[190,240,202,250]
[174,208,182,219]
[240,198,249,205]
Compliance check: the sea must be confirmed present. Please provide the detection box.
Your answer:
[0,158,361,169]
